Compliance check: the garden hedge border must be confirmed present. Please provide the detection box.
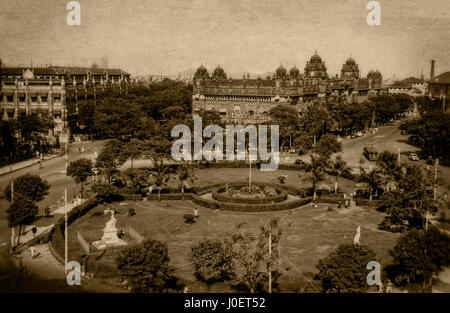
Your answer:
[49,198,102,264]
[211,183,288,204]
[190,194,312,212]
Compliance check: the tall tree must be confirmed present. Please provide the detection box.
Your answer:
[315,244,378,293]
[315,134,342,159]
[3,174,50,203]
[386,227,450,291]
[175,160,197,197]
[304,155,328,201]
[116,239,182,293]
[189,239,234,288]
[67,158,93,198]
[230,219,281,293]
[123,139,143,170]
[356,166,383,202]
[327,155,351,194]
[269,104,299,149]
[95,139,127,182]
[7,198,38,245]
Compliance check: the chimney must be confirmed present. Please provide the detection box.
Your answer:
[430,60,435,81]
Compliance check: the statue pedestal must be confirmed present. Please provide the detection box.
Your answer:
[92,210,127,250]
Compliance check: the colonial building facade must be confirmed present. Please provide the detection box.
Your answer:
[0,64,130,142]
[192,52,383,124]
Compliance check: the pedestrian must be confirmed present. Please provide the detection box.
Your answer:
[30,246,36,258]
[386,280,393,293]
[194,208,199,219]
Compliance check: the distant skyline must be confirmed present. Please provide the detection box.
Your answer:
[1,0,449,81]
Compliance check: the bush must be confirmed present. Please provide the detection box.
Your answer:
[191,194,312,212]
[116,239,183,293]
[183,214,196,224]
[91,183,123,202]
[189,239,234,285]
[212,184,287,204]
[385,227,450,290]
[315,244,378,293]
[50,198,101,259]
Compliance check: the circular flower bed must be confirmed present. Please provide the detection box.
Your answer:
[212,182,287,204]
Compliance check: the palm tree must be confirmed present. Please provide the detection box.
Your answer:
[152,168,170,201]
[303,155,327,201]
[356,166,383,202]
[176,160,197,198]
[327,155,350,194]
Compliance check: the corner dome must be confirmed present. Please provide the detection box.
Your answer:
[275,65,287,78]
[195,65,209,78]
[212,65,227,79]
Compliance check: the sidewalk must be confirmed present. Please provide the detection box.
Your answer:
[0,154,61,176]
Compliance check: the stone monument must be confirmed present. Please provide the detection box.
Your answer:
[92,209,127,250]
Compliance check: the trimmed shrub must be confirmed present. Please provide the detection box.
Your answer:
[212,183,288,204]
[183,214,196,224]
[191,194,312,212]
[91,182,123,202]
[189,239,234,285]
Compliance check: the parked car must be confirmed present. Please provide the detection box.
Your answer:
[356,131,364,137]
[408,153,420,161]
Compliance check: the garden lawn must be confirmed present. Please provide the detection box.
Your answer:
[69,197,400,292]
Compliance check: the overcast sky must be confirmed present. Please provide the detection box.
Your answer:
[0,0,449,81]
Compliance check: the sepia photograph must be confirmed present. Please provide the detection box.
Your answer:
[0,0,449,307]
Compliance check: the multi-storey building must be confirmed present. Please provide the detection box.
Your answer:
[192,52,383,124]
[0,64,130,142]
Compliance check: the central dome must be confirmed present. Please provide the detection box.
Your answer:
[346,57,356,65]
[310,52,322,63]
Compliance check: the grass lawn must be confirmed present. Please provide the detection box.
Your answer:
[69,199,400,292]
[192,168,356,194]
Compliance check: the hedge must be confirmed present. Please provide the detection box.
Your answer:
[146,193,188,201]
[49,198,102,263]
[190,194,312,212]
[354,199,383,208]
[212,183,288,204]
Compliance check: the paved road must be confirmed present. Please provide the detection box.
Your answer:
[0,140,107,287]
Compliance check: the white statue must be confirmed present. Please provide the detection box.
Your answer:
[353,225,361,245]
[92,208,126,250]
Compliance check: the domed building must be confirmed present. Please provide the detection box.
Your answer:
[289,65,300,79]
[212,65,227,80]
[275,65,287,79]
[341,57,360,80]
[367,70,383,88]
[194,65,209,79]
[191,56,384,124]
[304,51,328,79]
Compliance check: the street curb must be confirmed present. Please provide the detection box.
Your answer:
[0,154,62,177]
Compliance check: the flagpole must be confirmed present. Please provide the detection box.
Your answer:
[11,180,15,249]
[65,187,68,274]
